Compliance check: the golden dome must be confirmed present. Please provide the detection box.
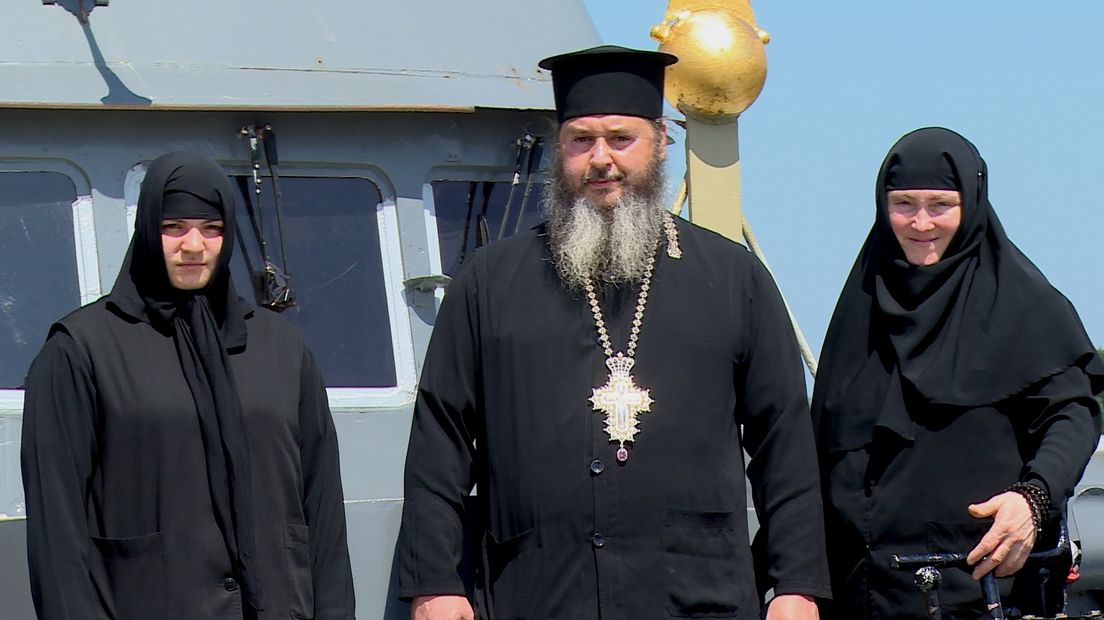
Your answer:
[651,1,769,120]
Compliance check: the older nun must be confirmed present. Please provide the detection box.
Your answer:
[812,127,1104,619]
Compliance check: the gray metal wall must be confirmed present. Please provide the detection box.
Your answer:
[0,106,557,619]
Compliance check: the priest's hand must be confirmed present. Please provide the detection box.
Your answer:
[966,492,1036,579]
[765,594,818,619]
[410,594,474,620]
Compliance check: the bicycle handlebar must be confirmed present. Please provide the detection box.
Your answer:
[890,523,1069,571]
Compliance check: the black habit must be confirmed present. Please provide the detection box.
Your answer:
[811,128,1104,619]
[21,152,354,620]
[399,219,831,619]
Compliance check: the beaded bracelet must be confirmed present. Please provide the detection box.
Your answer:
[1006,481,1049,535]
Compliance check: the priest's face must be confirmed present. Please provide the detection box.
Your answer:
[545,116,667,289]
[161,218,225,290]
[557,114,666,209]
[886,189,962,265]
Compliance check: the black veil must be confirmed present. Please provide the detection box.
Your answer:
[105,151,264,610]
[812,128,1104,452]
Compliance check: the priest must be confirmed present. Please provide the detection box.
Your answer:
[398,45,830,620]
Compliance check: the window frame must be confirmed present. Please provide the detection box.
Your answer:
[423,166,550,296]
[0,161,96,413]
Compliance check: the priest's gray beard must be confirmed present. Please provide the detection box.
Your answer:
[544,152,666,291]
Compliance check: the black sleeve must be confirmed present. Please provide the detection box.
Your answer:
[20,330,100,619]
[298,347,356,618]
[1020,364,1102,508]
[738,258,832,600]
[397,263,481,599]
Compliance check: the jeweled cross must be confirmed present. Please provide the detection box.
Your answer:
[590,354,653,452]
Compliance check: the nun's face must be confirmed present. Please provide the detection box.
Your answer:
[886,190,962,265]
[557,114,666,209]
[161,219,225,290]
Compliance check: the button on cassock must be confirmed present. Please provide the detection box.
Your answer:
[592,532,606,548]
[589,459,605,475]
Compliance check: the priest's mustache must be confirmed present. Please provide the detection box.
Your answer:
[585,170,624,182]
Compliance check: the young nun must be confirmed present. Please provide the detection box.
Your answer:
[21,151,354,620]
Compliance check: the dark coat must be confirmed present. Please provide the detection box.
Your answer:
[21,300,355,620]
[398,220,831,620]
[819,367,1099,619]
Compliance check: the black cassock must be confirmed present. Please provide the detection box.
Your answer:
[399,219,831,619]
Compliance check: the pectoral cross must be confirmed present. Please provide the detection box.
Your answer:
[590,353,654,462]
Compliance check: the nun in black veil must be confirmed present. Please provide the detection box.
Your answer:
[811,127,1104,619]
[21,151,354,619]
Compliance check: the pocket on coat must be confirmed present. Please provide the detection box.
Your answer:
[285,523,315,620]
[663,509,743,618]
[90,532,167,620]
[482,524,539,618]
[925,518,991,554]
[924,519,1009,615]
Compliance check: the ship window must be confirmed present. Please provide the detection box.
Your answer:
[0,172,81,389]
[430,180,547,277]
[228,176,397,388]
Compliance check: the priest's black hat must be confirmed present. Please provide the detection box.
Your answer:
[538,45,677,123]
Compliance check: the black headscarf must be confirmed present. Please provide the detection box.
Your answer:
[812,127,1104,453]
[107,151,264,610]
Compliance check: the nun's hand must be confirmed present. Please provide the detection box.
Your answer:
[966,492,1036,579]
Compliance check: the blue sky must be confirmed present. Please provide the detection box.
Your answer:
[582,1,1104,362]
